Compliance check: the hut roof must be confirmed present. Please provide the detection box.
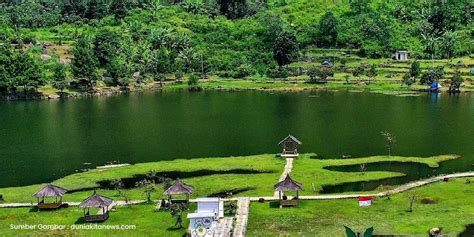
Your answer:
[278,134,302,146]
[163,179,194,195]
[33,184,67,198]
[274,174,303,192]
[79,193,114,208]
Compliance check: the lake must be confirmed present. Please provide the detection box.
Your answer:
[0,90,472,190]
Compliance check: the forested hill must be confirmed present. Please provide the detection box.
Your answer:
[0,0,472,93]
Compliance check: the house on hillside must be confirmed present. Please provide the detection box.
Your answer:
[394,50,409,61]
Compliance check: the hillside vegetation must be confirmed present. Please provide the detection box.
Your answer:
[0,0,472,95]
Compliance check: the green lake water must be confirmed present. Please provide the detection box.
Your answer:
[0,90,472,190]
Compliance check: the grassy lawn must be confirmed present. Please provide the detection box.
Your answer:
[0,203,191,236]
[291,154,458,194]
[247,178,474,236]
[0,154,457,203]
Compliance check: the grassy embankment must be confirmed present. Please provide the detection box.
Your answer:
[0,154,459,236]
[0,154,457,203]
[247,178,474,236]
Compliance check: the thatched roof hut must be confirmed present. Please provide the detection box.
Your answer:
[164,178,194,196]
[278,135,302,157]
[79,193,114,208]
[80,193,114,222]
[33,184,67,198]
[274,174,303,206]
[278,135,302,146]
[274,174,303,192]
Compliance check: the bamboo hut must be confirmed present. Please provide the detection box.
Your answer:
[79,192,114,222]
[274,174,303,207]
[278,134,302,158]
[33,184,67,210]
[163,178,194,204]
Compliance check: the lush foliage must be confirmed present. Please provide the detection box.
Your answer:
[0,0,471,93]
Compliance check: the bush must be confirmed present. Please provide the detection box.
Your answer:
[266,68,288,79]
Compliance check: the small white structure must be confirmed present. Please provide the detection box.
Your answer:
[187,198,224,237]
[394,50,409,61]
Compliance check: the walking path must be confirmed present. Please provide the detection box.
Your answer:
[214,217,234,237]
[232,197,250,237]
[273,158,294,197]
[1,172,473,208]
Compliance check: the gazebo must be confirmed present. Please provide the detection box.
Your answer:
[278,134,302,158]
[33,184,67,210]
[163,178,194,204]
[79,192,114,222]
[274,174,303,207]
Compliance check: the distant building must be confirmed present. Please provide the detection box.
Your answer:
[394,50,409,61]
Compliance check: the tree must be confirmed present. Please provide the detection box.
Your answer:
[217,0,248,19]
[187,73,201,91]
[93,29,122,67]
[110,0,131,20]
[449,69,463,92]
[360,163,367,175]
[409,61,421,79]
[106,55,133,87]
[407,193,416,212]
[51,63,68,93]
[273,32,299,68]
[135,179,155,202]
[177,47,196,73]
[169,203,186,229]
[307,66,333,83]
[402,72,415,88]
[13,51,45,93]
[352,64,365,81]
[71,36,99,92]
[420,66,444,85]
[318,11,338,46]
[110,179,124,197]
[366,64,378,82]
[0,43,14,92]
[381,131,396,156]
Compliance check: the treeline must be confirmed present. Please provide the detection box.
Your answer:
[0,0,267,28]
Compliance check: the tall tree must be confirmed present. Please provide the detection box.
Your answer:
[93,28,122,67]
[273,31,299,68]
[318,11,338,46]
[51,63,68,93]
[71,36,99,91]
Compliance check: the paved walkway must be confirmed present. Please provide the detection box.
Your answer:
[214,217,234,237]
[232,197,250,237]
[273,158,294,197]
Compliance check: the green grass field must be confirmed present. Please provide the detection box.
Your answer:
[247,178,474,236]
[0,203,192,236]
[0,154,457,203]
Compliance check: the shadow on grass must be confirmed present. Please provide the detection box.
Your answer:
[75,217,87,224]
[269,201,280,208]
[166,226,184,231]
[29,206,39,212]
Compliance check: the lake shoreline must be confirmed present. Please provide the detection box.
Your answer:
[1,79,472,101]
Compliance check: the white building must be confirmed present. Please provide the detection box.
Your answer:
[395,50,409,61]
[187,198,224,237]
